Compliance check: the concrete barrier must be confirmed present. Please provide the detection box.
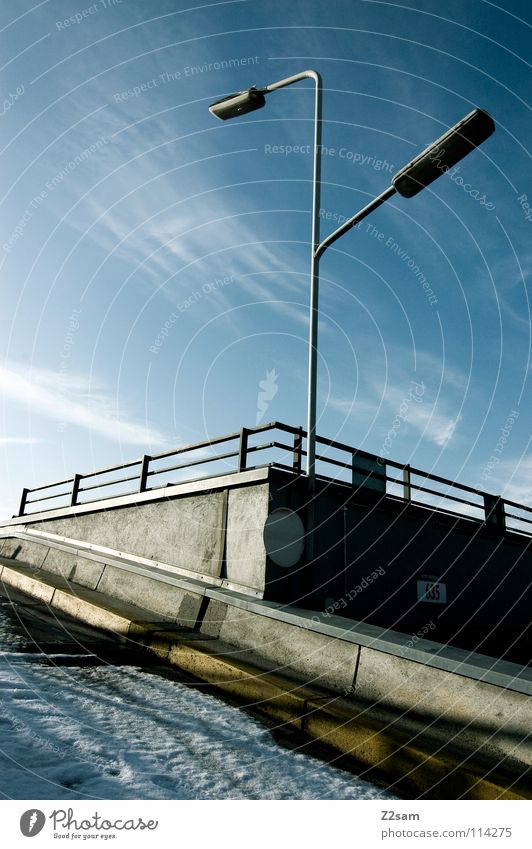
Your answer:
[2,470,272,599]
[0,527,530,800]
[23,491,227,578]
[3,466,530,663]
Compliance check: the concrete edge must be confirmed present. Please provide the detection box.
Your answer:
[203,589,532,696]
[0,562,173,629]
[0,559,529,801]
[0,528,262,598]
[1,528,530,696]
[0,466,271,527]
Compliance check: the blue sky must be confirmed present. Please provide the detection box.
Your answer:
[1,0,531,517]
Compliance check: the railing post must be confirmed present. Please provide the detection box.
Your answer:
[18,488,29,517]
[139,455,151,493]
[484,494,505,531]
[238,428,249,472]
[403,464,412,501]
[351,452,358,489]
[70,474,81,507]
[293,427,303,475]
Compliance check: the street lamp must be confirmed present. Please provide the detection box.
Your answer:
[209,73,495,557]
[209,70,323,509]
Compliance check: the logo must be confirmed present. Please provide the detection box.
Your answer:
[256,368,279,424]
[20,810,46,837]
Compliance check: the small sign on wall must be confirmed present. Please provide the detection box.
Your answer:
[417,580,447,604]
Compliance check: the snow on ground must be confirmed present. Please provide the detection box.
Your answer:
[0,604,395,800]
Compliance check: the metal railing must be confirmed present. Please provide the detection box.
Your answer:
[16,421,532,538]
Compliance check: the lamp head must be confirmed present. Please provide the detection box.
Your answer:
[209,87,266,121]
[392,108,495,198]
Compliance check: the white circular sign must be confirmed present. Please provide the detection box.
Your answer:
[263,508,305,568]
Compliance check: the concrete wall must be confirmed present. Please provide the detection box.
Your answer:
[7,465,531,664]
[197,593,531,773]
[201,601,358,693]
[2,537,51,568]
[26,491,227,579]
[264,475,532,665]
[21,480,272,597]
[96,562,204,626]
[224,484,270,593]
[0,534,205,628]
[38,546,105,590]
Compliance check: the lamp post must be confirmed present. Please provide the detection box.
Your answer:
[210,70,323,512]
[209,73,495,558]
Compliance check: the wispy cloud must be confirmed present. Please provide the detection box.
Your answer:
[381,380,461,447]
[0,362,168,447]
[487,454,532,505]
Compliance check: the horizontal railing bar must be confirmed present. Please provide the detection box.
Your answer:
[405,466,486,498]
[147,422,298,465]
[271,461,299,473]
[16,421,532,538]
[316,454,380,476]
[78,472,141,493]
[154,464,273,489]
[316,455,352,471]
[312,439,486,500]
[265,422,302,436]
[504,511,532,526]
[270,440,297,454]
[26,478,75,494]
[247,437,306,454]
[388,469,484,502]
[505,529,532,539]
[405,483,483,511]
[150,431,241,463]
[268,463,352,482]
[386,471,483,502]
[315,434,378,459]
[76,488,140,505]
[246,441,276,453]
[502,501,532,515]
[82,458,142,479]
[26,490,72,504]
[147,449,239,479]
[405,497,481,523]
[22,423,300,496]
